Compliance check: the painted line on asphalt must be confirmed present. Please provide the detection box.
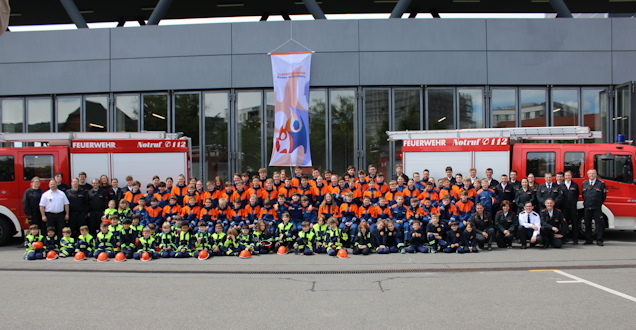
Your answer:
[552,269,636,303]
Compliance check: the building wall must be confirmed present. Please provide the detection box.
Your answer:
[1,18,635,96]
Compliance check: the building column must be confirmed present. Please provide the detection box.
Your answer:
[303,0,326,20]
[389,0,413,18]
[549,0,573,18]
[59,0,88,28]
[147,0,174,25]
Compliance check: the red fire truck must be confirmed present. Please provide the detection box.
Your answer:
[0,132,191,244]
[387,126,636,235]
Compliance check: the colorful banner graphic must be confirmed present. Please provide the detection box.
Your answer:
[269,52,312,166]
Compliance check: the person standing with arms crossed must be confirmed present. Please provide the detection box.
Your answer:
[582,169,606,246]
[39,180,70,237]
[23,177,44,229]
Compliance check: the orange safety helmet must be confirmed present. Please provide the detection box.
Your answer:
[337,248,349,259]
[74,251,86,261]
[96,252,109,262]
[277,246,288,255]
[239,249,252,259]
[135,238,140,247]
[46,251,58,260]
[140,251,151,261]
[114,252,126,262]
[32,241,44,250]
[198,250,209,260]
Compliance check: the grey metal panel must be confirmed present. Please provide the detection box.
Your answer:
[486,19,611,51]
[612,51,636,84]
[231,20,359,54]
[232,21,291,54]
[0,29,110,63]
[360,52,488,85]
[488,52,612,85]
[611,18,636,51]
[110,56,232,92]
[231,54,273,88]
[310,52,360,86]
[0,61,110,95]
[110,24,232,59]
[359,19,487,51]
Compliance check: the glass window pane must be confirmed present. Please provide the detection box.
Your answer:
[594,154,631,183]
[23,155,54,180]
[394,89,421,169]
[143,95,168,132]
[175,93,200,180]
[427,89,454,130]
[0,155,15,181]
[266,90,327,174]
[1,99,24,133]
[458,88,484,129]
[237,91,262,177]
[564,152,585,178]
[330,90,355,175]
[552,89,579,126]
[56,97,81,132]
[582,88,606,143]
[115,95,139,132]
[364,90,390,176]
[616,86,631,140]
[204,92,229,182]
[525,152,555,177]
[308,90,326,172]
[520,89,547,127]
[491,89,516,128]
[27,98,52,132]
[85,96,108,132]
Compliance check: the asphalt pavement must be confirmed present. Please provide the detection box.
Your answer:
[1,231,635,329]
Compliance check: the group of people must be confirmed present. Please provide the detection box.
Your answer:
[22,163,607,261]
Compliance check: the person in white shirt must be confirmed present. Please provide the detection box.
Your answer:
[517,201,543,249]
[39,180,70,237]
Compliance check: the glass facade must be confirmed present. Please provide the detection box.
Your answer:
[427,89,454,130]
[364,89,390,176]
[27,98,52,132]
[115,95,139,132]
[236,91,262,175]
[143,94,169,132]
[203,92,229,181]
[175,93,201,179]
[1,99,24,133]
[85,96,108,132]
[520,89,547,127]
[394,89,421,168]
[0,85,629,181]
[56,96,81,132]
[552,89,579,127]
[491,89,516,128]
[458,88,484,129]
[330,90,356,175]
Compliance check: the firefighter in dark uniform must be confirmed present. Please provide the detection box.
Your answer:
[540,198,568,248]
[536,172,563,210]
[582,169,606,246]
[88,178,108,235]
[23,177,44,229]
[66,178,88,238]
[561,170,580,244]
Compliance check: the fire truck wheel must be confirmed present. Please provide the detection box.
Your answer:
[0,217,13,246]
[578,212,606,238]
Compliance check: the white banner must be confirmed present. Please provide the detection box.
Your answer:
[269,52,312,166]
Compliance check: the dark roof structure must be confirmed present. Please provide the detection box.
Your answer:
[7,0,636,27]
